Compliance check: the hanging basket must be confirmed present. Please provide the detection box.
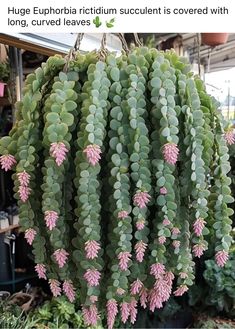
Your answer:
[0,82,6,97]
[201,33,229,46]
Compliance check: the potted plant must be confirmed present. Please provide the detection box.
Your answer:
[201,33,229,46]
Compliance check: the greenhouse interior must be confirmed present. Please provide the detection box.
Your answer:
[0,32,234,329]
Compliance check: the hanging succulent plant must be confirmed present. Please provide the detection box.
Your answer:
[0,40,234,329]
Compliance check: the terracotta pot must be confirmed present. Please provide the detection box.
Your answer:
[0,82,6,97]
[201,33,229,46]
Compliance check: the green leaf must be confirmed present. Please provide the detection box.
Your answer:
[60,112,74,126]
[110,67,120,82]
[46,112,60,123]
[151,77,161,88]
[63,100,77,112]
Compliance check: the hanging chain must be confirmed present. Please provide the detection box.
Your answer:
[118,33,130,54]
[98,33,109,61]
[134,33,143,47]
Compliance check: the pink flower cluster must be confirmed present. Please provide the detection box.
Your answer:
[118,251,131,271]
[83,144,101,166]
[0,154,16,171]
[149,270,174,311]
[25,228,36,245]
[49,279,61,297]
[160,187,167,195]
[135,240,147,262]
[63,280,76,302]
[85,240,101,259]
[107,299,118,329]
[130,279,143,295]
[163,218,171,226]
[53,249,69,268]
[136,219,145,230]
[121,302,129,324]
[82,304,100,326]
[50,142,68,166]
[35,264,47,280]
[133,191,151,208]
[17,171,31,202]
[84,269,101,287]
[193,243,207,258]
[118,210,129,219]
[173,285,189,296]
[172,240,181,249]
[193,218,206,236]
[162,143,179,165]
[172,227,180,236]
[158,236,166,245]
[224,129,235,145]
[215,250,229,267]
[44,210,59,230]
[140,287,148,308]
[150,263,165,278]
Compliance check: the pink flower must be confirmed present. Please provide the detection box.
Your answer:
[193,218,206,237]
[150,263,165,278]
[172,227,180,236]
[162,143,179,165]
[163,218,171,226]
[44,210,59,230]
[50,142,68,166]
[149,275,172,311]
[89,304,100,326]
[118,251,131,271]
[25,228,36,245]
[133,191,151,208]
[148,277,172,312]
[107,299,118,329]
[136,219,145,230]
[49,279,61,297]
[53,249,69,268]
[82,305,99,326]
[215,250,229,267]
[135,240,147,262]
[129,298,138,324]
[17,171,30,186]
[179,272,188,279]
[116,288,125,296]
[160,187,167,195]
[0,154,16,171]
[164,271,175,286]
[192,243,207,258]
[130,279,143,295]
[158,236,166,245]
[35,264,46,280]
[154,277,172,303]
[148,288,161,311]
[224,129,235,145]
[83,144,101,166]
[90,295,98,303]
[140,287,148,309]
[63,280,76,302]
[121,302,130,324]
[19,185,31,202]
[82,306,91,326]
[172,240,181,248]
[85,240,100,259]
[174,285,189,296]
[118,210,129,219]
[84,269,101,287]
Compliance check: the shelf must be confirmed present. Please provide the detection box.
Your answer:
[0,224,20,234]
